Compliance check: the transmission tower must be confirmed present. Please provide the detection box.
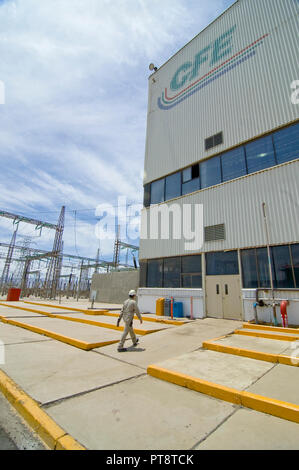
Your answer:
[43,206,65,299]
[113,225,120,269]
[14,236,33,287]
[0,225,18,291]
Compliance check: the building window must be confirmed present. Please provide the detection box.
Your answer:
[151,179,165,205]
[181,255,202,287]
[165,171,181,201]
[182,164,200,195]
[256,247,272,288]
[200,156,222,189]
[147,259,163,287]
[245,135,276,174]
[163,257,181,288]
[143,184,151,208]
[139,261,147,287]
[206,251,239,275]
[146,123,298,207]
[272,245,295,288]
[241,249,259,288]
[221,147,247,182]
[241,244,299,289]
[291,244,299,288]
[273,122,299,165]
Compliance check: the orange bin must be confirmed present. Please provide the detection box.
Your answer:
[6,288,21,301]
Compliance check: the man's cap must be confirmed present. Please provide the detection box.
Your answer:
[129,290,136,296]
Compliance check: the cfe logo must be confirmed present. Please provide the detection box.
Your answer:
[158,25,269,111]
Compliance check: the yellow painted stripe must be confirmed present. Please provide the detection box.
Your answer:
[0,302,160,336]
[23,300,109,315]
[242,323,299,335]
[234,329,299,342]
[22,301,186,325]
[203,340,299,367]
[0,369,85,450]
[0,316,118,350]
[147,365,299,424]
[147,365,241,404]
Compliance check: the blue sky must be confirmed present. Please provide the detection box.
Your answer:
[0,0,235,270]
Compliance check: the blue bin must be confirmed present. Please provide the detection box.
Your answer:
[164,299,171,316]
[173,301,184,318]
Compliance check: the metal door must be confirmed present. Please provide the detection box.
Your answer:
[206,275,242,320]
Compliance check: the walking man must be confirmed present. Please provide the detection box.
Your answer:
[117,290,143,352]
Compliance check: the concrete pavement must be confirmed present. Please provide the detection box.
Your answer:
[0,298,298,450]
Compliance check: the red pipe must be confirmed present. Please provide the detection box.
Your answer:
[280,301,289,328]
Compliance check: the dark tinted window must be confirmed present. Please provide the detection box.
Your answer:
[200,156,221,189]
[151,179,165,205]
[163,257,181,288]
[182,255,202,273]
[139,261,147,287]
[272,245,294,288]
[241,249,258,288]
[291,244,299,287]
[181,255,202,288]
[245,135,276,174]
[256,247,271,287]
[182,167,192,183]
[182,274,202,288]
[273,123,299,165]
[206,251,239,275]
[165,172,181,201]
[143,184,151,208]
[147,259,163,287]
[221,147,247,182]
[182,178,200,195]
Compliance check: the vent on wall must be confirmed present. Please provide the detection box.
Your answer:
[204,224,225,242]
[205,132,223,151]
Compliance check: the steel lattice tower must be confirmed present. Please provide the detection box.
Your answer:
[43,206,65,299]
[0,225,18,290]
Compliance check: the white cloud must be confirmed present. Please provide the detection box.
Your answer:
[0,0,233,262]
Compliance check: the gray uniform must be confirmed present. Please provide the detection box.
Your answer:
[118,298,142,348]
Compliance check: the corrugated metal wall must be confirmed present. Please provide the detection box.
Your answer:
[144,0,299,184]
[139,159,299,259]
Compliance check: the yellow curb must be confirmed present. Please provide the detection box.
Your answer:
[203,340,299,367]
[243,323,299,335]
[0,302,160,336]
[23,300,109,315]
[0,316,118,350]
[234,329,299,342]
[0,370,85,450]
[147,365,299,424]
[147,365,241,405]
[22,301,186,326]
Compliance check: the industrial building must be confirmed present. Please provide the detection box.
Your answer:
[138,0,299,324]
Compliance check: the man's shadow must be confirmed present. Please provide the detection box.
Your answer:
[125,346,146,353]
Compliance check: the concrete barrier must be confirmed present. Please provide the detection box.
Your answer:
[90,270,139,304]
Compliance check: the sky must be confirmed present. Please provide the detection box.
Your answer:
[0,0,235,273]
